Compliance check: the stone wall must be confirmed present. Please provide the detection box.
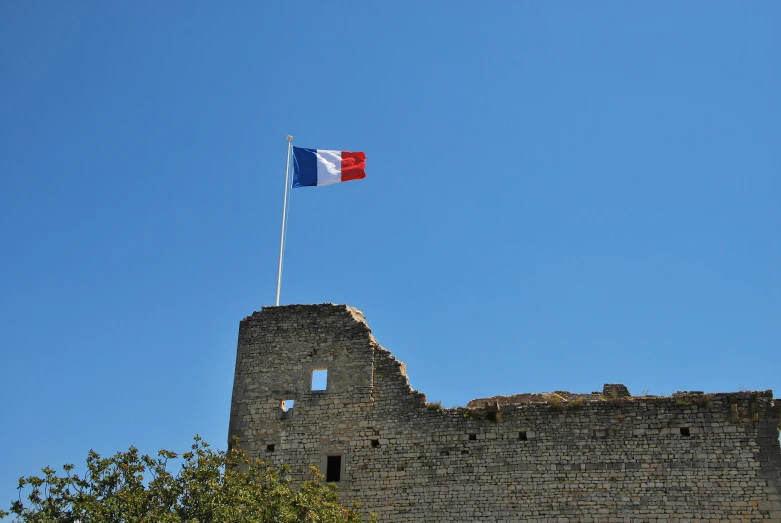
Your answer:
[228,304,781,522]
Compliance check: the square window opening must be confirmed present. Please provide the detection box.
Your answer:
[680,427,690,437]
[371,439,380,448]
[519,431,528,441]
[279,399,295,412]
[266,444,275,452]
[311,369,328,391]
[469,433,477,441]
[326,455,341,482]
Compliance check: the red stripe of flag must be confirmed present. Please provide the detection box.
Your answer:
[340,151,366,182]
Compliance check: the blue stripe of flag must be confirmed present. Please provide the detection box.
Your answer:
[292,147,318,188]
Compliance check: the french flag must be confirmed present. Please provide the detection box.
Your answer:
[292,147,366,188]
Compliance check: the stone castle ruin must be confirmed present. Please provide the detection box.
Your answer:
[229,304,781,522]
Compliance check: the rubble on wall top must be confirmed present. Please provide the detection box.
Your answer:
[467,385,776,409]
[244,303,368,323]
[466,383,631,408]
[467,391,603,409]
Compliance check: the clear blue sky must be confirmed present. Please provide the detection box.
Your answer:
[1,1,779,504]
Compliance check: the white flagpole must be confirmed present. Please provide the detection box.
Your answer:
[275,135,293,306]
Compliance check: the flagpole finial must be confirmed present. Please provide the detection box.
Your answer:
[286,135,293,141]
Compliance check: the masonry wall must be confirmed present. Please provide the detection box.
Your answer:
[228,304,781,522]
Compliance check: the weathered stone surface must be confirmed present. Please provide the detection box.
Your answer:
[229,304,781,522]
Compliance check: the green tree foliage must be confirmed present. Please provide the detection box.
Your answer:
[3,436,374,523]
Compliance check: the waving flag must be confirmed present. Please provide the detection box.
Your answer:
[292,147,366,188]
[275,138,369,306]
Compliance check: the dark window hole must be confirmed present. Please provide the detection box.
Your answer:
[469,433,477,441]
[326,455,341,482]
[371,439,379,448]
[266,444,275,452]
[680,427,690,437]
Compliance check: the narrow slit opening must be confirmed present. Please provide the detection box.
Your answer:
[326,455,341,482]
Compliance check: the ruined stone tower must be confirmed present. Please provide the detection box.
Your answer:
[229,304,781,522]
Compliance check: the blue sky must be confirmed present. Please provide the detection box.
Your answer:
[1,1,779,504]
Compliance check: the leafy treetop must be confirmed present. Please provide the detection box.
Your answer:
[3,436,375,523]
